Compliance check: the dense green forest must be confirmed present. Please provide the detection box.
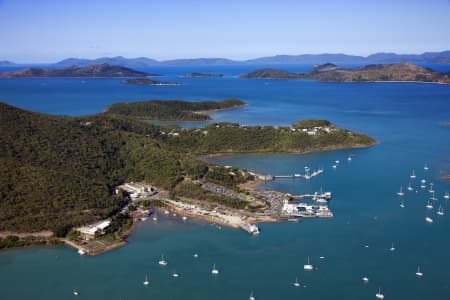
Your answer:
[103,98,245,121]
[0,102,375,233]
[159,122,374,154]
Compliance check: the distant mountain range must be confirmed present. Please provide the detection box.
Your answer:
[240,62,450,84]
[2,51,450,67]
[0,60,17,67]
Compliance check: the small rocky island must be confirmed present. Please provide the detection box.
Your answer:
[184,72,224,78]
[0,63,157,78]
[123,78,181,86]
[241,62,450,84]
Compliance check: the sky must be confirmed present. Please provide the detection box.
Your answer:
[1,0,450,63]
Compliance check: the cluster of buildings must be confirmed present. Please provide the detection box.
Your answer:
[116,182,156,201]
[291,125,336,136]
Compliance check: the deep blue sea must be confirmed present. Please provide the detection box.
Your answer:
[1,65,450,300]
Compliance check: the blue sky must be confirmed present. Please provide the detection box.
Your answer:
[1,0,450,62]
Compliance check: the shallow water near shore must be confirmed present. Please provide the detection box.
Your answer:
[1,65,450,299]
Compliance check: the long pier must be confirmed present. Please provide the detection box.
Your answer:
[273,169,323,180]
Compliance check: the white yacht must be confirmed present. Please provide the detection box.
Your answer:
[426,201,433,209]
[420,184,426,189]
[425,217,433,223]
[73,290,80,296]
[397,186,404,196]
[416,266,423,277]
[362,277,369,283]
[347,156,352,161]
[193,253,199,258]
[410,170,416,179]
[211,263,219,275]
[293,277,300,287]
[158,254,168,266]
[407,183,413,191]
[389,243,396,251]
[400,200,405,208]
[303,257,313,270]
[78,249,86,255]
[430,191,438,201]
[444,192,449,200]
[429,183,435,193]
[249,291,255,300]
[437,206,444,216]
[182,216,188,221]
[172,271,179,278]
[376,287,384,299]
[332,165,337,169]
[143,275,149,285]
[335,160,340,164]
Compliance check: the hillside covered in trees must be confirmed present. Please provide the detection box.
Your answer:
[104,98,245,121]
[0,101,375,232]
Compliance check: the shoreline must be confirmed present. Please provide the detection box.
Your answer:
[1,141,371,255]
[198,142,377,159]
[193,103,248,116]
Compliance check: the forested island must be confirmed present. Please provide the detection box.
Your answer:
[0,101,375,251]
[0,63,156,78]
[123,78,181,86]
[184,72,224,78]
[241,62,450,84]
[103,98,246,121]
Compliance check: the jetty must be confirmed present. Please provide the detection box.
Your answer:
[273,169,323,180]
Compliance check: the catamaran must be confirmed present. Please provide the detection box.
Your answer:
[397,186,404,196]
[211,263,220,275]
[249,291,256,300]
[430,191,438,201]
[426,201,433,209]
[407,183,413,191]
[304,256,313,270]
[416,266,423,277]
[376,287,385,299]
[158,254,168,266]
[389,243,395,251]
[437,205,444,216]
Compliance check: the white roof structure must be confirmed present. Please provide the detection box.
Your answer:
[78,220,111,235]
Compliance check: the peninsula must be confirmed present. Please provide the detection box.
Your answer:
[122,78,181,86]
[0,101,375,253]
[240,62,450,84]
[184,72,224,78]
[103,98,246,121]
[0,63,156,78]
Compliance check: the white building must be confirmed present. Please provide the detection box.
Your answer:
[78,220,111,240]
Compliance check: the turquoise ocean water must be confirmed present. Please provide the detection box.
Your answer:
[1,65,450,299]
